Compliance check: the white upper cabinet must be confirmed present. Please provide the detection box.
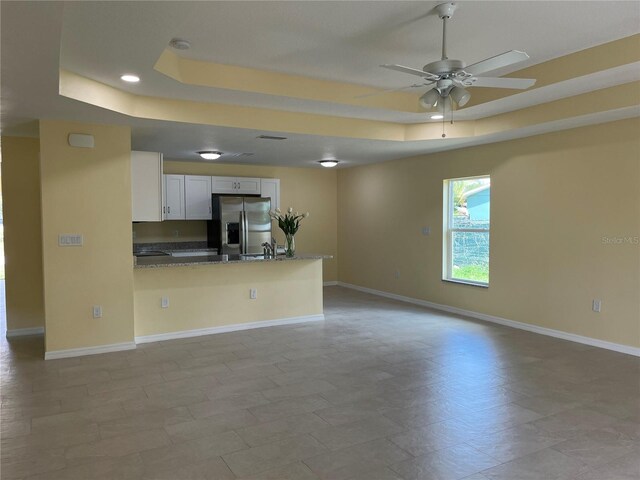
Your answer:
[131,151,163,221]
[235,177,261,195]
[185,175,212,220]
[164,174,185,220]
[211,176,261,195]
[210,176,236,194]
[260,178,280,211]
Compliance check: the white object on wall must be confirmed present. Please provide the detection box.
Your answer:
[68,133,95,148]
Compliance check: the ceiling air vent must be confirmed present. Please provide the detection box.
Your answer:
[257,135,287,140]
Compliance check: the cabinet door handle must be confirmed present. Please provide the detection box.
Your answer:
[168,206,171,214]
[163,206,166,214]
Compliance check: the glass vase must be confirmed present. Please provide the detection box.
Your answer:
[285,233,295,257]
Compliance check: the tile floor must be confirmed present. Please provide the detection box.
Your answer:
[1,286,639,479]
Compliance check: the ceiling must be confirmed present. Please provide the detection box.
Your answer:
[1,1,639,168]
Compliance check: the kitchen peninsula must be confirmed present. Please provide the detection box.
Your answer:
[129,152,336,348]
[133,252,331,343]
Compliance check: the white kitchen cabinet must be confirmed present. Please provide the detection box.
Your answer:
[185,175,212,220]
[236,177,261,195]
[131,151,163,221]
[260,178,280,211]
[164,174,185,220]
[211,176,261,195]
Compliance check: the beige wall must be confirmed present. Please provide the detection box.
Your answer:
[39,121,135,352]
[162,161,338,281]
[134,260,323,337]
[1,136,45,331]
[338,119,640,348]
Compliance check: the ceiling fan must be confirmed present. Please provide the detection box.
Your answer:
[380,2,536,110]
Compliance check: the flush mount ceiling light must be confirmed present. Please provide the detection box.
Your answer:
[120,74,140,83]
[430,114,444,120]
[319,160,339,168]
[169,38,191,50]
[198,151,222,160]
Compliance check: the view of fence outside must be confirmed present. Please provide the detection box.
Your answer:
[449,177,490,283]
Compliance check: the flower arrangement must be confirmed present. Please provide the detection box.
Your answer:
[270,207,309,257]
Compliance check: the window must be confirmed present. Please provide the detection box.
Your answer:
[443,175,490,286]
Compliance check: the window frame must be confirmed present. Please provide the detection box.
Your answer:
[442,175,491,287]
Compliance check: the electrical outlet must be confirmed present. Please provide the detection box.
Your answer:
[92,305,102,318]
[173,230,180,237]
[394,269,400,279]
[250,288,257,300]
[592,299,602,313]
[161,296,169,308]
[422,226,431,236]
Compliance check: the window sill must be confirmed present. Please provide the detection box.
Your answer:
[442,278,489,288]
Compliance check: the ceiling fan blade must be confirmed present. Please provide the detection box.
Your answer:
[468,77,536,89]
[465,50,530,75]
[381,64,440,81]
[354,83,430,99]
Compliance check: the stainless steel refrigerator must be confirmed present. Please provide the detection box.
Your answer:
[207,195,271,255]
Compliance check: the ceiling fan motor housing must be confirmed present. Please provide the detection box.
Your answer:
[423,59,465,76]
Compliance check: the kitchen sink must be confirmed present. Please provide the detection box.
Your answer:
[135,250,170,257]
[170,251,216,257]
[239,253,266,260]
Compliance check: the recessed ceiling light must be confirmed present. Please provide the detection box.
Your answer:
[319,160,338,168]
[169,38,191,50]
[120,74,140,83]
[430,114,444,120]
[198,151,222,160]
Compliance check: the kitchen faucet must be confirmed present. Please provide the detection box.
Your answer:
[262,242,274,258]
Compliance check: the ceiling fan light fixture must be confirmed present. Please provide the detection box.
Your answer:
[450,86,471,107]
[319,160,338,168]
[430,114,444,120]
[419,89,441,110]
[198,151,222,160]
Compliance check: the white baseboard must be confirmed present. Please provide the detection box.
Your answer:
[337,282,640,357]
[323,281,338,286]
[45,342,136,360]
[135,314,325,344]
[6,327,45,338]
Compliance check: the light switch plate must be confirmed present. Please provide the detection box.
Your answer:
[59,234,83,246]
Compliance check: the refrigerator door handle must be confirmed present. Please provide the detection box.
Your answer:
[238,211,244,254]
[239,211,249,255]
[243,210,249,254]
